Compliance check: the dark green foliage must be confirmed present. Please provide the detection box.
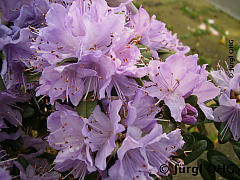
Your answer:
[76,93,97,118]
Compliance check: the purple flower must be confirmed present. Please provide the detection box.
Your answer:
[47,103,95,178]
[0,148,13,180]
[108,124,184,179]
[82,100,125,170]
[145,54,199,122]
[211,63,240,93]
[0,0,50,90]
[139,126,184,176]
[213,94,240,141]
[14,0,49,28]
[15,160,61,180]
[126,90,161,132]
[31,0,145,103]
[181,104,198,125]
[0,25,36,89]
[130,8,190,58]
[0,91,25,126]
[145,53,219,122]
[0,90,26,141]
[108,136,151,180]
[0,168,11,180]
[212,63,240,141]
[36,63,98,105]
[106,0,132,7]
[0,0,32,23]
[19,135,48,167]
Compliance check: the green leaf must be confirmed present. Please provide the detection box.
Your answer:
[56,57,78,66]
[232,141,240,160]
[25,72,41,83]
[196,106,207,123]
[207,150,240,179]
[135,78,143,87]
[159,119,177,134]
[233,144,240,160]
[197,159,216,180]
[0,75,6,91]
[214,122,233,144]
[192,132,214,150]
[76,93,97,118]
[84,172,98,180]
[17,156,29,170]
[22,105,35,119]
[182,133,195,149]
[160,175,173,180]
[185,95,198,107]
[181,140,208,165]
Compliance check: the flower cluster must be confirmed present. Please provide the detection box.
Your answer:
[211,64,240,141]
[1,0,238,179]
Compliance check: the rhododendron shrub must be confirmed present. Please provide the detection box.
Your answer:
[0,0,239,179]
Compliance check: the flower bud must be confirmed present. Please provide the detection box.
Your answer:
[181,104,198,125]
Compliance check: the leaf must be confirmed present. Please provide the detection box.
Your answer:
[192,132,214,150]
[214,122,233,144]
[84,172,98,180]
[25,72,41,83]
[22,105,35,119]
[56,57,78,66]
[232,141,240,160]
[182,133,195,149]
[0,75,6,91]
[135,78,143,87]
[181,140,208,165]
[207,150,240,179]
[185,95,198,107]
[196,105,207,123]
[76,93,97,118]
[233,144,240,160]
[159,119,177,134]
[160,175,173,180]
[17,156,29,170]
[197,159,216,180]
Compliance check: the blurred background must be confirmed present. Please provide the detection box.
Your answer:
[133,0,240,179]
[134,0,240,68]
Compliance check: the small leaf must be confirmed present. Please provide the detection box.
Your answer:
[182,133,195,149]
[233,144,240,160]
[135,78,143,87]
[207,150,240,179]
[214,122,233,144]
[17,156,29,170]
[197,159,216,180]
[76,93,97,118]
[25,72,41,83]
[181,140,207,165]
[185,95,198,107]
[192,132,214,150]
[232,141,240,160]
[56,57,78,66]
[0,75,6,91]
[22,105,35,119]
[84,172,98,180]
